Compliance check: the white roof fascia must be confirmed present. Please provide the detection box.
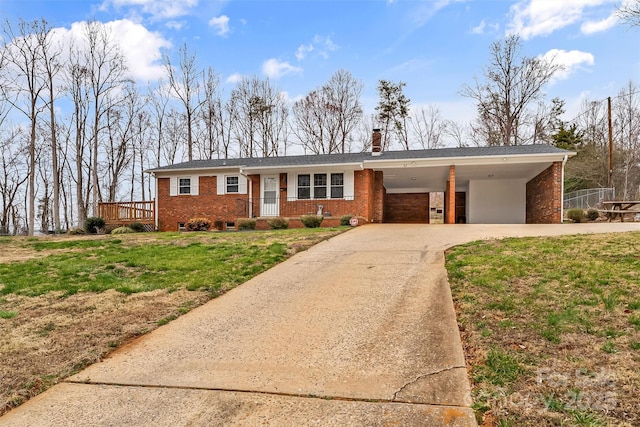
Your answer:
[241,162,364,174]
[148,165,243,176]
[362,153,572,169]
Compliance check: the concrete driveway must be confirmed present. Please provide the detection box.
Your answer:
[2,223,639,426]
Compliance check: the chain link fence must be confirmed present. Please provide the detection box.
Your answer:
[563,188,615,210]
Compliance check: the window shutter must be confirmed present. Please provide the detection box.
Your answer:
[344,170,355,198]
[191,176,199,196]
[238,175,248,194]
[287,173,295,200]
[216,174,224,195]
[169,176,177,196]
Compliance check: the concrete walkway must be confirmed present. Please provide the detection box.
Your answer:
[3,223,639,426]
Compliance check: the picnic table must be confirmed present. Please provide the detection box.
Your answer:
[598,201,640,222]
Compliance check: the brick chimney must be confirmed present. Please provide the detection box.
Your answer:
[372,128,382,156]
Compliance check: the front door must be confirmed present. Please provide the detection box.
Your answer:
[261,175,279,217]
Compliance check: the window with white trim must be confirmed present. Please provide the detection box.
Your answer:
[226,176,239,193]
[298,174,311,199]
[314,174,327,199]
[296,172,345,199]
[331,173,344,199]
[178,178,191,195]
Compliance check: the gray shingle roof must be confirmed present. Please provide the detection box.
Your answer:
[147,144,571,173]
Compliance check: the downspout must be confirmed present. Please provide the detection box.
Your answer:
[561,155,568,224]
[240,169,252,218]
[153,172,159,231]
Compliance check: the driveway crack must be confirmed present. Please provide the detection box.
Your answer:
[392,365,466,401]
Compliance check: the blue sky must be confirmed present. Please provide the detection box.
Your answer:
[2,0,639,124]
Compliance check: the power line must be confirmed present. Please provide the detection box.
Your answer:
[564,89,640,126]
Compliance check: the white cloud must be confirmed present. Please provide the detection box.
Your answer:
[411,0,467,27]
[540,49,595,82]
[166,20,187,30]
[262,58,302,79]
[581,14,619,34]
[107,20,171,81]
[294,35,338,61]
[209,15,230,36]
[507,0,612,39]
[226,73,243,84]
[295,43,313,60]
[471,19,486,34]
[101,0,198,20]
[54,20,170,82]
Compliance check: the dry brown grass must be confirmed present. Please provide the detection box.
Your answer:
[0,228,345,415]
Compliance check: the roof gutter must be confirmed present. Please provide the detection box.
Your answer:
[241,162,364,172]
[146,165,244,175]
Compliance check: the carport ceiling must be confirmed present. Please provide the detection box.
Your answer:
[379,162,552,191]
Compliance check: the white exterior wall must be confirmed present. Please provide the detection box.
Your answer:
[468,179,526,224]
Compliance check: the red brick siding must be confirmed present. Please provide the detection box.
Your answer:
[157,176,249,231]
[445,166,456,224]
[279,199,358,217]
[254,217,345,230]
[373,171,385,223]
[156,169,380,230]
[526,162,563,224]
[384,193,429,223]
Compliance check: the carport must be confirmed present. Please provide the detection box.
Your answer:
[363,145,570,224]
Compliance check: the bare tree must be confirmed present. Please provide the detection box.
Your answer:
[445,120,470,148]
[461,35,562,146]
[35,19,64,232]
[164,43,203,161]
[197,67,222,159]
[531,97,565,145]
[160,109,185,164]
[353,113,377,152]
[83,21,127,213]
[65,42,92,226]
[564,99,610,191]
[292,69,363,154]
[613,81,640,199]
[102,81,142,202]
[410,105,447,149]
[3,19,48,235]
[617,0,640,26]
[0,129,28,234]
[148,81,171,167]
[329,70,363,153]
[229,76,288,157]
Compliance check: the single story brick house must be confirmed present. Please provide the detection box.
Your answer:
[147,130,574,231]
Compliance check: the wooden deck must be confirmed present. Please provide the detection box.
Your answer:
[98,201,155,230]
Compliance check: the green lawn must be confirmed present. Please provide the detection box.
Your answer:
[1,229,344,297]
[0,227,346,416]
[446,232,640,427]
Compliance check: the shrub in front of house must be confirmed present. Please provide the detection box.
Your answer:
[566,208,584,223]
[111,226,135,234]
[85,216,106,234]
[340,214,354,226]
[129,222,145,232]
[67,227,85,235]
[267,217,289,230]
[213,220,225,231]
[300,214,324,228]
[237,219,256,230]
[185,217,211,231]
[586,208,600,221]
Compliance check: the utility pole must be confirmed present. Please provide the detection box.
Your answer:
[608,96,613,189]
